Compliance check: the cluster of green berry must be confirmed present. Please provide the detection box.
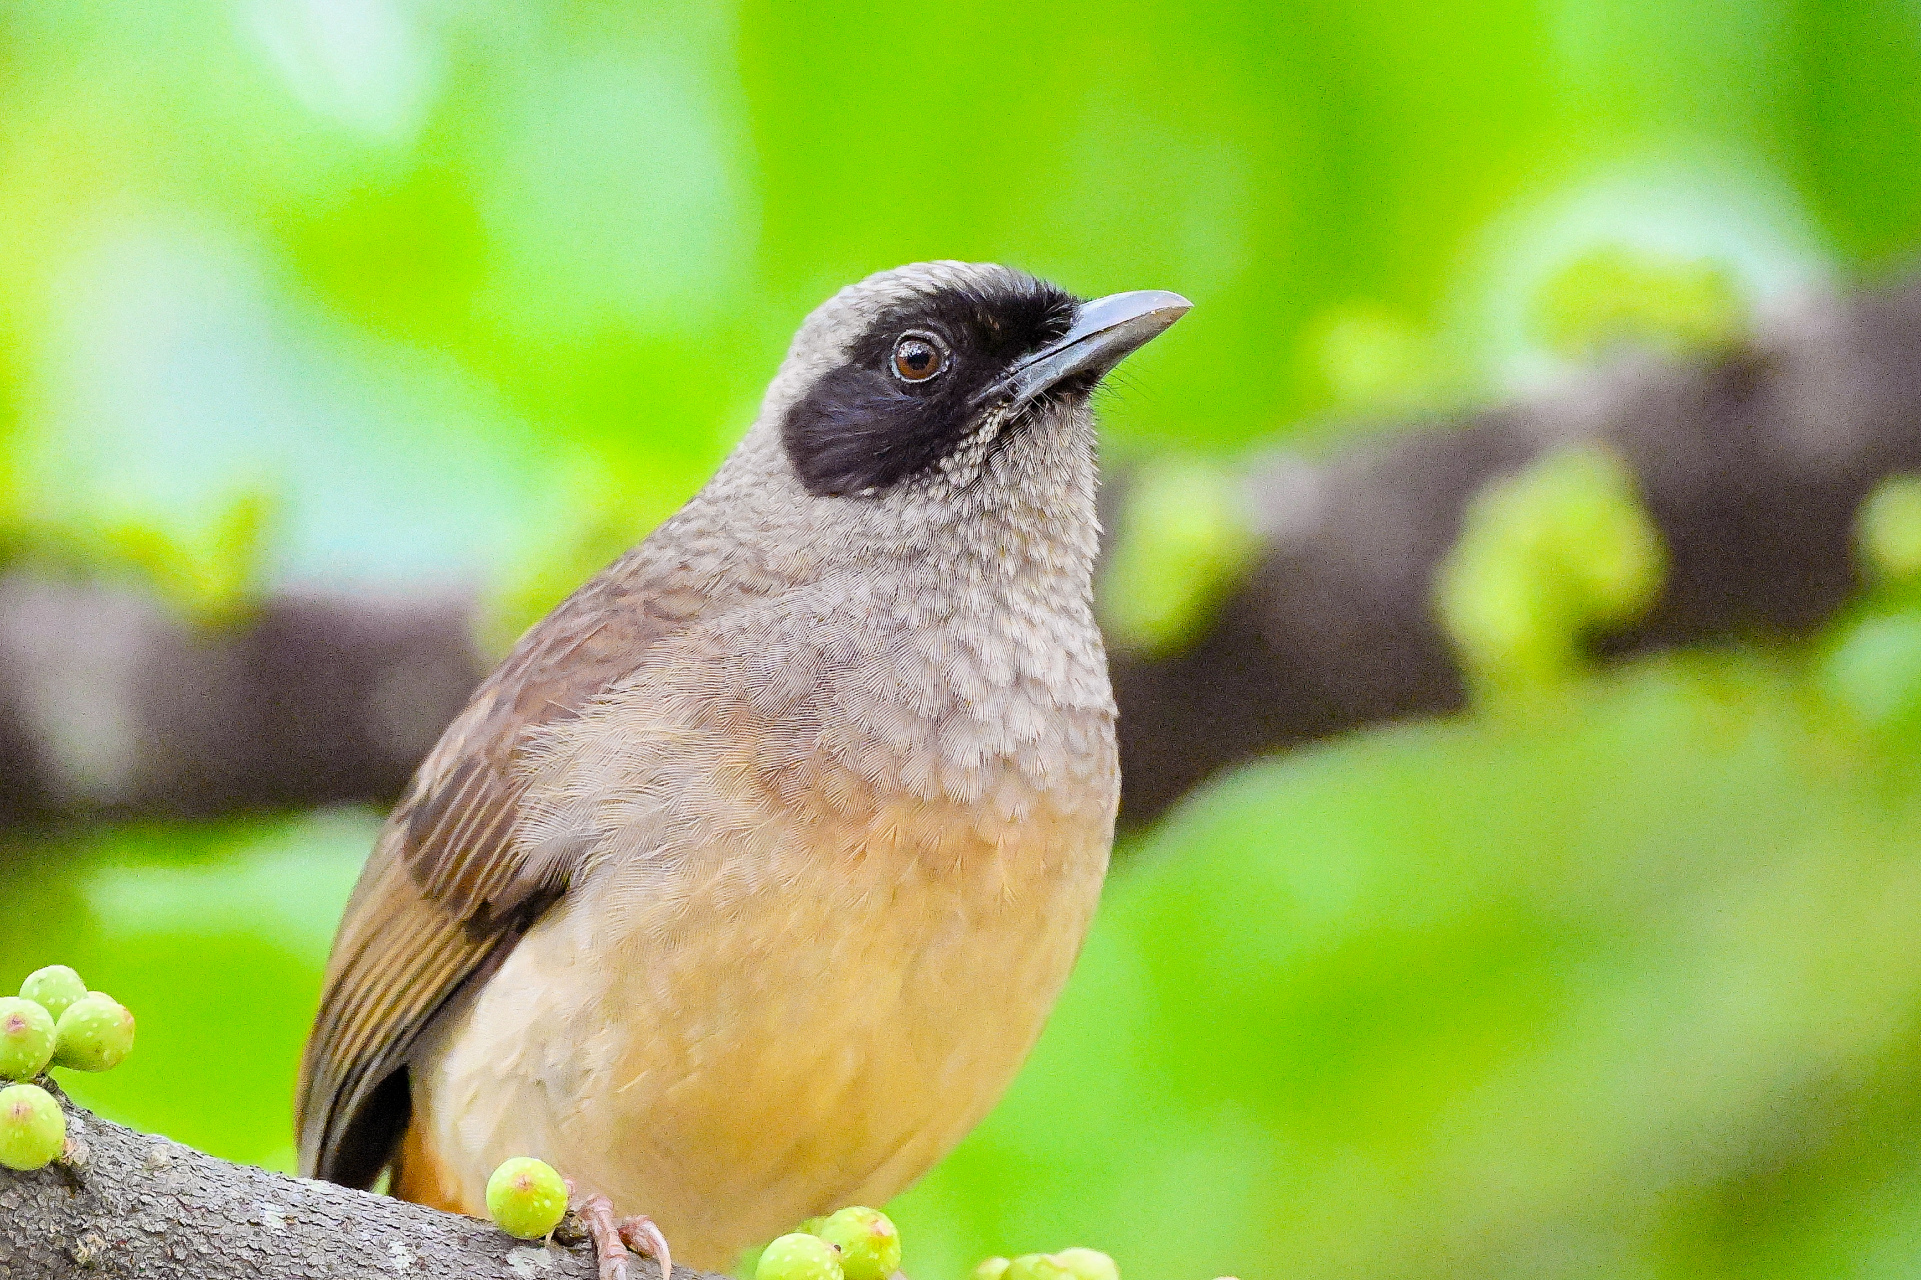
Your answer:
[970,1249,1119,1280]
[477,1157,1162,1280]
[0,965,137,1172]
[758,1207,904,1280]
[760,1210,1132,1280]
[479,1152,911,1280]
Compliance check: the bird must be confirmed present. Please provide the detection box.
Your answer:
[296,261,1190,1278]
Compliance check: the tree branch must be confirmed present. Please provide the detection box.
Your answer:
[0,276,1917,832]
[0,1084,701,1280]
[1113,276,1921,819]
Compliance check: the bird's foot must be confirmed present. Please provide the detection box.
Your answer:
[620,1215,672,1280]
[574,1192,672,1280]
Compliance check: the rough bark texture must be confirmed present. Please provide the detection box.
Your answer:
[0,276,1917,832]
[0,1085,697,1280]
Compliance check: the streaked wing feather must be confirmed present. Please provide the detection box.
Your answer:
[296,566,692,1183]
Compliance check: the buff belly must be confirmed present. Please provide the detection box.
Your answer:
[408,802,1109,1270]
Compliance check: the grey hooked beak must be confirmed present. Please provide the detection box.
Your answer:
[978,289,1192,414]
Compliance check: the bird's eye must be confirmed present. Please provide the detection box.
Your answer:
[891,332,948,384]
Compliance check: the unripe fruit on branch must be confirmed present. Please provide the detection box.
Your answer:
[1006,1255,1075,1280]
[1055,1249,1120,1280]
[0,1082,65,1170]
[814,1207,901,1280]
[0,998,55,1081]
[19,966,86,1022]
[484,1157,569,1240]
[52,995,135,1072]
[757,1232,845,1280]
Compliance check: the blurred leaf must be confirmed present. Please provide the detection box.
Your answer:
[1858,474,1921,585]
[1532,244,1747,362]
[1308,303,1454,417]
[4,488,280,628]
[1819,611,1921,734]
[98,488,279,626]
[1100,459,1260,655]
[1436,446,1665,693]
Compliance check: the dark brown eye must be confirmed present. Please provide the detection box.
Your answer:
[891,332,947,383]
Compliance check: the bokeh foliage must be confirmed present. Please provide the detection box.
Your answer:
[4,1,1921,1278]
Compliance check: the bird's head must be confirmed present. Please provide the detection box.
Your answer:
[684,262,1188,595]
[763,261,1189,503]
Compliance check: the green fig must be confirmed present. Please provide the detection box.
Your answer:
[1055,1249,1119,1280]
[0,1082,65,1170]
[1006,1255,1075,1280]
[52,995,135,1072]
[814,1207,900,1280]
[757,1232,845,1280]
[0,998,55,1081]
[19,966,86,1022]
[484,1157,569,1240]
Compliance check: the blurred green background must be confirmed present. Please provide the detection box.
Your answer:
[5,0,1921,1277]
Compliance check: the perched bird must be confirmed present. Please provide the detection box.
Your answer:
[296,261,1190,1276]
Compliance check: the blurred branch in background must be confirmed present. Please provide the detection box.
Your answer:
[0,585,474,827]
[1,272,1917,833]
[1117,272,1921,819]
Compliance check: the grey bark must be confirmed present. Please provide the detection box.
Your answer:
[0,275,1917,830]
[0,1084,696,1280]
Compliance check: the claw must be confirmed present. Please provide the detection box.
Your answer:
[569,1191,675,1280]
[618,1215,673,1280]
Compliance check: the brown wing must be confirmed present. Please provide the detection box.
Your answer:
[296,561,700,1185]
